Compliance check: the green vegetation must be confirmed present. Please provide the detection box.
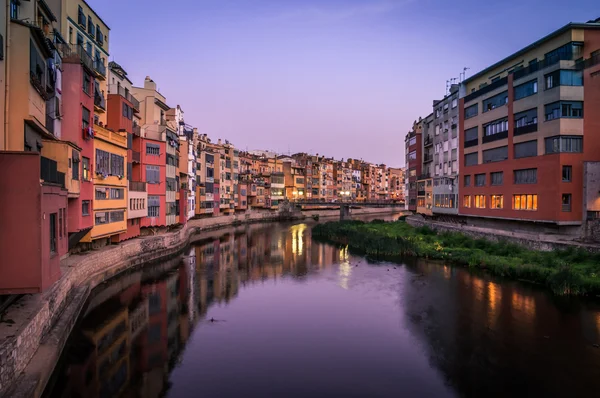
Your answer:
[312,220,600,296]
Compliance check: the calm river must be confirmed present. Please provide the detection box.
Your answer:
[44,216,600,398]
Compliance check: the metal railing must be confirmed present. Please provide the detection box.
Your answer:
[424,135,433,146]
[57,43,93,72]
[129,181,146,192]
[108,84,140,111]
[514,123,538,136]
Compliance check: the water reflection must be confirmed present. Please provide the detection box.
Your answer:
[45,218,600,398]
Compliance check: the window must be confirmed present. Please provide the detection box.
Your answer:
[110,154,124,177]
[110,210,125,222]
[545,136,583,154]
[514,108,538,135]
[465,104,478,119]
[545,70,583,89]
[451,97,458,108]
[10,0,18,19]
[465,152,478,166]
[166,177,177,191]
[483,91,508,112]
[95,149,109,175]
[513,194,538,210]
[122,103,133,120]
[87,16,94,36]
[514,79,538,100]
[146,143,160,155]
[409,136,416,146]
[408,150,417,161]
[464,127,478,146]
[50,213,57,253]
[148,196,160,217]
[491,195,504,209]
[72,153,80,180]
[491,172,503,186]
[545,101,583,120]
[464,175,471,187]
[82,200,90,216]
[95,211,107,225]
[562,194,572,212]
[97,26,104,45]
[110,188,124,199]
[95,187,107,200]
[482,146,508,163]
[77,5,86,27]
[514,140,538,159]
[562,165,572,182]
[474,195,486,208]
[463,195,471,208]
[146,165,160,184]
[83,72,91,95]
[76,32,84,47]
[514,168,537,184]
[544,42,582,66]
[483,118,508,137]
[296,177,305,184]
[475,173,486,186]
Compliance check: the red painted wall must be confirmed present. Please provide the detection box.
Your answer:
[106,94,133,134]
[0,153,66,294]
[141,137,167,227]
[62,63,94,234]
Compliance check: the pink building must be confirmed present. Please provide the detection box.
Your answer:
[140,138,167,227]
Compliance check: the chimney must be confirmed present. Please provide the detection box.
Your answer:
[144,76,157,91]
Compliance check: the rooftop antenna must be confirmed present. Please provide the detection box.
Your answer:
[459,67,470,83]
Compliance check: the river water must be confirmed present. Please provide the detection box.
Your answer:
[44,216,600,398]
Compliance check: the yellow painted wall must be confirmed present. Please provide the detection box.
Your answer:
[91,126,128,240]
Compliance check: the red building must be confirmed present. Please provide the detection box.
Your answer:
[61,51,96,247]
[140,137,167,228]
[458,23,600,235]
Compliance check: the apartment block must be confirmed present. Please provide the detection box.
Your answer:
[458,22,600,234]
[432,85,460,214]
[405,119,424,211]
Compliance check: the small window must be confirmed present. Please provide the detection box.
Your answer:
[465,152,478,166]
[465,104,478,119]
[464,175,471,187]
[474,195,486,208]
[514,140,538,159]
[475,173,485,186]
[82,157,90,181]
[49,213,57,253]
[562,194,572,212]
[491,195,504,209]
[463,195,471,208]
[562,165,572,182]
[514,168,537,184]
[491,172,503,186]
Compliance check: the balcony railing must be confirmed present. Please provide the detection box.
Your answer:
[514,123,538,137]
[94,59,106,78]
[482,130,508,144]
[94,93,106,111]
[417,173,431,180]
[131,150,140,163]
[129,181,146,192]
[40,156,65,188]
[424,135,433,147]
[108,84,140,111]
[57,43,93,72]
[423,154,433,163]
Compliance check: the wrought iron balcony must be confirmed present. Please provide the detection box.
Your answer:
[424,135,433,147]
[423,154,433,163]
[108,84,140,111]
[57,44,93,72]
[94,59,106,79]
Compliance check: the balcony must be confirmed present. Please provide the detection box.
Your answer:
[129,181,146,192]
[417,190,426,196]
[94,93,106,112]
[94,59,106,79]
[514,123,537,137]
[132,125,141,136]
[424,135,433,147]
[482,130,508,144]
[132,150,140,163]
[41,156,65,188]
[423,154,433,163]
[57,44,93,72]
[108,84,140,112]
[464,76,508,103]
[94,125,128,149]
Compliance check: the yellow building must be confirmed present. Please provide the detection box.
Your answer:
[86,125,128,243]
[41,140,82,199]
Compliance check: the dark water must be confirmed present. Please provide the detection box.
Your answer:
[45,216,600,398]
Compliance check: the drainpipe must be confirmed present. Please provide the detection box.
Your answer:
[3,1,11,150]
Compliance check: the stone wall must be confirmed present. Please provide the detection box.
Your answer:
[407,216,600,253]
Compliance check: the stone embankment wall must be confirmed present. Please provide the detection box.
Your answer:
[407,216,600,253]
[0,207,400,397]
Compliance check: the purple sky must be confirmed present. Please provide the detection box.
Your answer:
[92,0,596,167]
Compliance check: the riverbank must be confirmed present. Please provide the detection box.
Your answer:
[312,219,600,297]
[0,206,402,398]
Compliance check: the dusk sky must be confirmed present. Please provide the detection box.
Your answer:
[92,0,596,167]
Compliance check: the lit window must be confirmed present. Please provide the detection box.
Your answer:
[463,195,471,208]
[491,195,503,209]
[475,195,486,208]
[513,194,538,210]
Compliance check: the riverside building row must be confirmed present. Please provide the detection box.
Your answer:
[0,0,404,295]
[405,18,600,240]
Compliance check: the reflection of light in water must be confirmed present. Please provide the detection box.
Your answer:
[596,314,600,336]
[338,246,351,289]
[290,224,307,255]
[443,266,451,279]
[487,281,501,328]
[473,278,484,302]
[511,291,536,319]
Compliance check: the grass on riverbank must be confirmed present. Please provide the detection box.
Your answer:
[312,220,600,296]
